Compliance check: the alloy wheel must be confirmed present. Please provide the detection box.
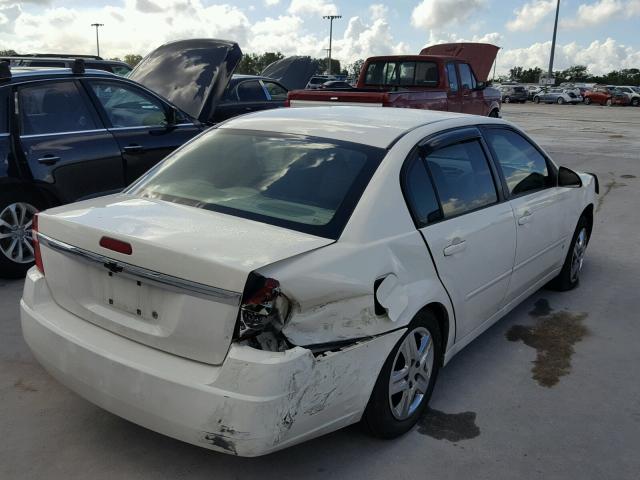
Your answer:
[388,327,435,421]
[570,227,588,283]
[0,202,38,264]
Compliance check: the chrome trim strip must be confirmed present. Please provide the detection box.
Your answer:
[38,233,241,306]
[108,124,195,131]
[21,129,108,139]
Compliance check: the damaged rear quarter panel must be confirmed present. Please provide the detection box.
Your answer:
[257,126,457,351]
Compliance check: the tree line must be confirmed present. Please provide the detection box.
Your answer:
[503,65,640,86]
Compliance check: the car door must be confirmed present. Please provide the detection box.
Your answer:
[16,79,124,203]
[85,79,201,184]
[482,126,570,305]
[261,80,288,109]
[407,128,516,339]
[445,62,462,112]
[457,63,483,115]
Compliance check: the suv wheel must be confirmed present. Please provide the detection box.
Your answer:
[0,189,45,278]
[557,97,565,104]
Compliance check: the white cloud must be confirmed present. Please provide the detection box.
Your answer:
[562,0,640,28]
[369,3,388,21]
[497,38,640,75]
[423,31,503,48]
[264,0,280,6]
[287,0,337,17]
[506,0,556,32]
[411,0,485,30]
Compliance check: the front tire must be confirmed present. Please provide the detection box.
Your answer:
[584,97,592,105]
[533,96,540,104]
[504,96,511,104]
[557,97,565,104]
[0,189,45,279]
[363,312,442,438]
[606,98,613,107]
[548,216,589,291]
[632,98,639,107]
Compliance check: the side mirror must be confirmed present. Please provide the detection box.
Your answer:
[475,81,487,90]
[165,106,178,127]
[558,166,582,188]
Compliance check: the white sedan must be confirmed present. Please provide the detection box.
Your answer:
[21,107,598,456]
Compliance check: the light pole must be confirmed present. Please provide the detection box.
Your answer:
[91,23,104,57]
[547,0,560,82]
[322,15,341,75]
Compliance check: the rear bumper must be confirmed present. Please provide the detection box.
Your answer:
[21,268,402,457]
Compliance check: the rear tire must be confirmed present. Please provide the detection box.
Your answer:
[504,96,511,104]
[606,98,613,107]
[632,98,639,107]
[0,188,46,279]
[584,97,592,105]
[489,109,500,118]
[557,97,564,104]
[363,312,442,439]
[533,96,540,104]
[547,216,589,292]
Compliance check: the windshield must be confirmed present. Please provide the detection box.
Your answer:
[128,129,385,239]
[364,60,438,87]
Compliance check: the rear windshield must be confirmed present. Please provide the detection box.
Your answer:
[128,129,385,239]
[364,61,438,87]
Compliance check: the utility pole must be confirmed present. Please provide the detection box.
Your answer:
[91,23,104,57]
[322,15,341,75]
[547,0,560,82]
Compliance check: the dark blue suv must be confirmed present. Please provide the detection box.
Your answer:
[0,64,205,277]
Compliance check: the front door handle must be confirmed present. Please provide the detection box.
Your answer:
[123,144,143,153]
[443,238,467,256]
[518,210,533,225]
[37,155,61,165]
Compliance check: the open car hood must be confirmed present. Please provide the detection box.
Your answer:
[261,56,319,90]
[129,39,242,123]
[419,42,499,82]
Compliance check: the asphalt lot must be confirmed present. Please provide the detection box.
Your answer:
[2,103,639,479]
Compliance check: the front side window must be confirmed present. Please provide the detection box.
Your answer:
[425,140,498,218]
[237,81,267,101]
[89,81,166,128]
[458,63,476,90]
[484,128,552,196]
[263,81,288,101]
[19,81,98,135]
[446,63,459,93]
[128,129,385,239]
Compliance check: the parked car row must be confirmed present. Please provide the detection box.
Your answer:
[499,82,640,107]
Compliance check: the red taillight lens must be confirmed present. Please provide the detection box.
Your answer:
[99,236,133,255]
[32,213,44,274]
[237,274,290,339]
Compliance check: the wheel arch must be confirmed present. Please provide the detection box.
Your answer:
[414,301,451,366]
[0,178,60,209]
[581,203,594,240]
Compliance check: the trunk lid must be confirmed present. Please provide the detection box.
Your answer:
[260,56,319,90]
[37,194,333,364]
[419,42,499,81]
[129,39,242,123]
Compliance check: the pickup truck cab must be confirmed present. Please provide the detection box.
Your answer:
[288,43,501,117]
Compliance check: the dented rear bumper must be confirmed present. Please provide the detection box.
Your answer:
[21,268,403,457]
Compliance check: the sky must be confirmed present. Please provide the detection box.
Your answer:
[1,0,639,75]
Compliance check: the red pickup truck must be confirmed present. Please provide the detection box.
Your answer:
[288,43,501,117]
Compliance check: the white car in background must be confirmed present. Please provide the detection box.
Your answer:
[21,107,598,457]
[616,86,640,106]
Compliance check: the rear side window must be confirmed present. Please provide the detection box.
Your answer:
[237,81,267,101]
[425,140,498,218]
[18,81,98,135]
[458,63,476,90]
[446,63,458,93]
[483,128,552,196]
[364,61,438,86]
[403,157,441,226]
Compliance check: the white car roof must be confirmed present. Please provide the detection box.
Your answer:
[219,106,482,149]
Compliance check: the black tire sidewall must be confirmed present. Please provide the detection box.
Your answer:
[363,312,442,438]
[548,216,589,292]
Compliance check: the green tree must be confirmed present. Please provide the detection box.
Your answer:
[560,65,589,82]
[318,58,341,75]
[123,54,143,67]
[0,49,19,56]
[346,59,364,78]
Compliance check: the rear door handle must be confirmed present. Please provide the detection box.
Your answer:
[123,144,143,153]
[443,238,466,256]
[518,210,533,225]
[37,155,61,165]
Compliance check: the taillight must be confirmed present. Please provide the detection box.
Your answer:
[236,273,290,340]
[32,213,44,274]
[99,236,133,255]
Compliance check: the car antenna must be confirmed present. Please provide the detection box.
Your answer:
[72,58,85,75]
